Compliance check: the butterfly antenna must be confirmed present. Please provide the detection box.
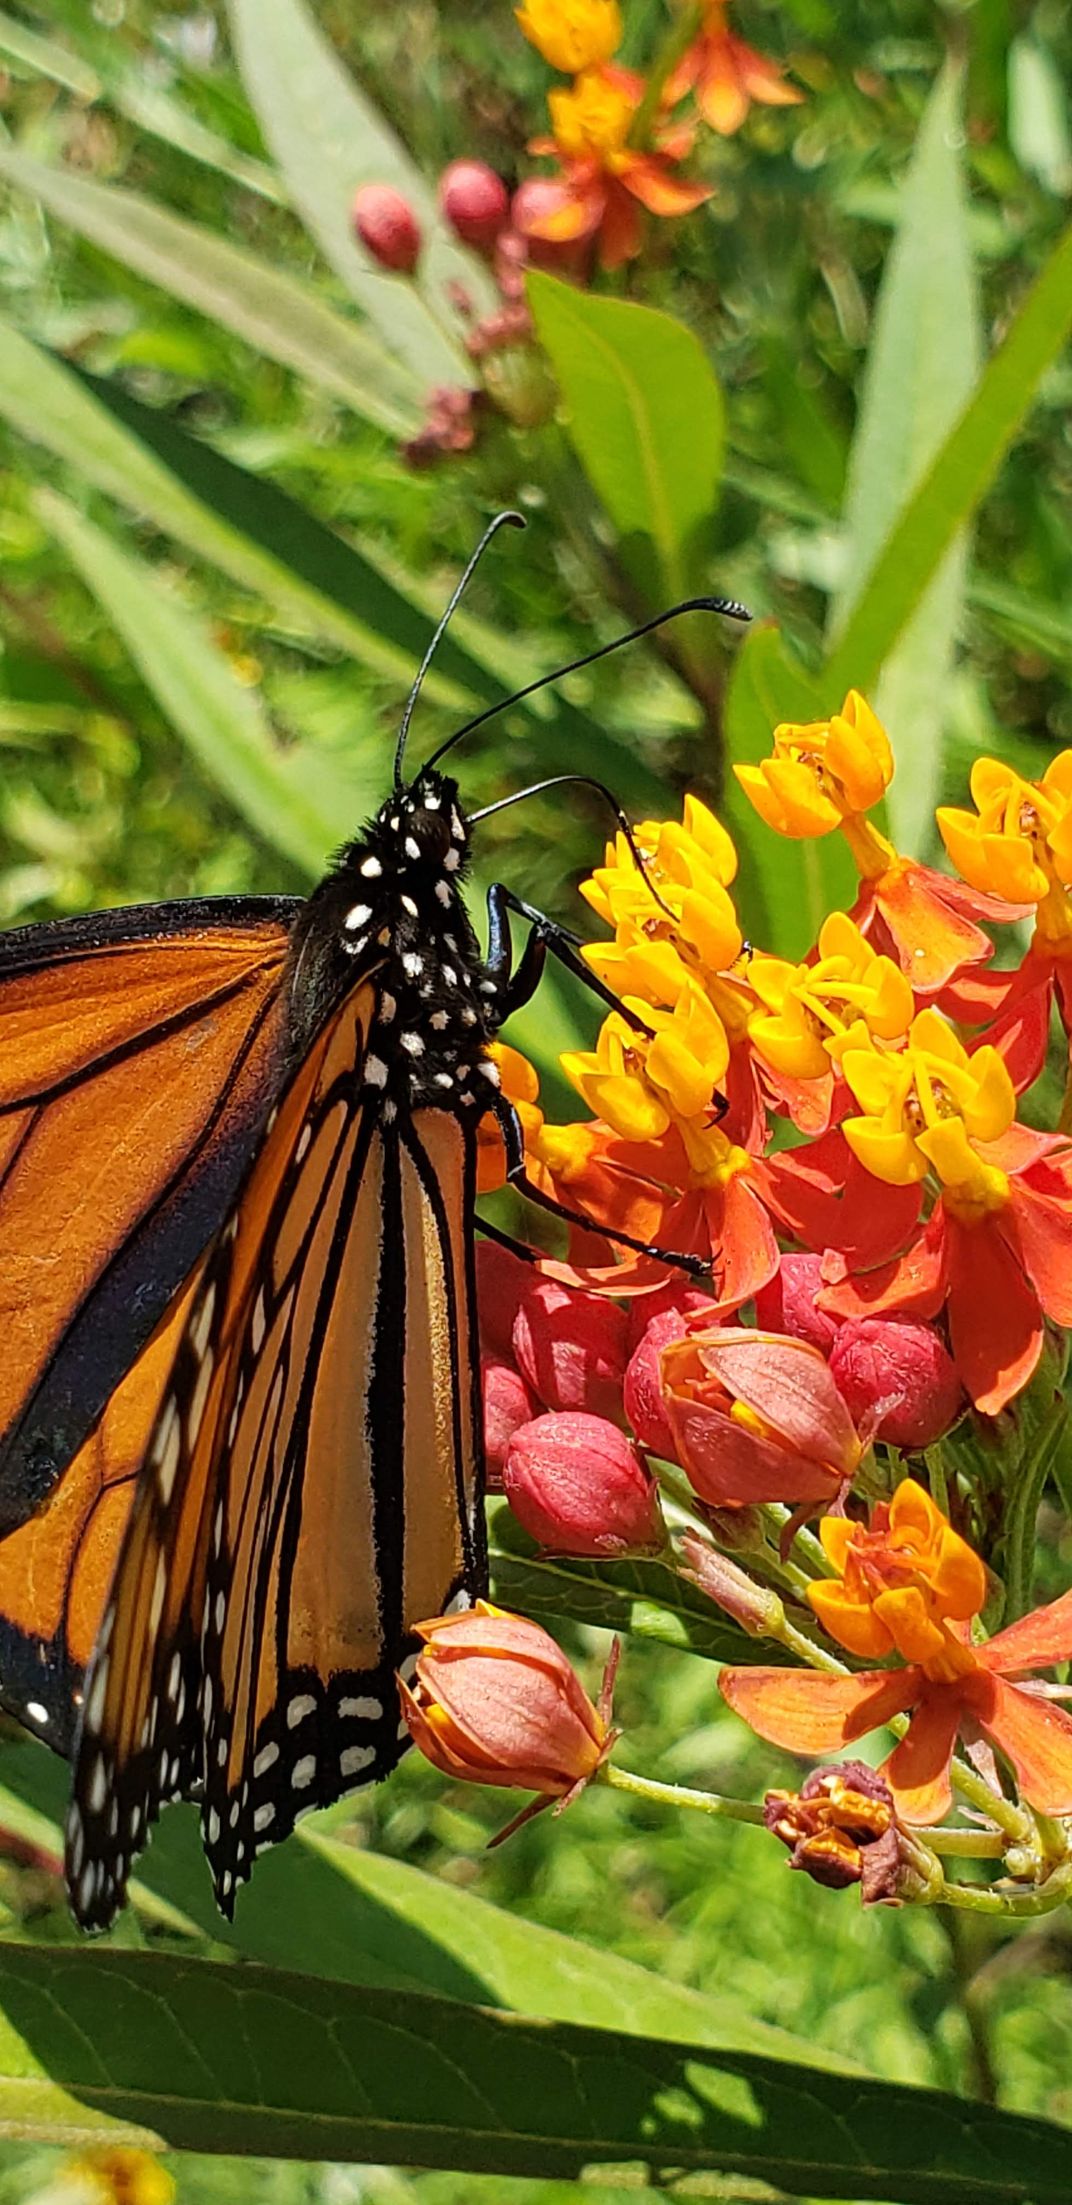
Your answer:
[394,510,526,791]
[469,772,678,922]
[423,593,751,776]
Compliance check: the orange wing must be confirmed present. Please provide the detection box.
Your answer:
[0,897,298,1523]
[67,973,486,1929]
[0,897,299,1751]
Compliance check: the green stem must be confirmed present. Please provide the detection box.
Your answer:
[628,1,703,146]
[603,1762,766,1824]
[930,1862,1072,1919]
[1059,1056,1072,1138]
[1003,1397,1069,1623]
[925,1443,950,1518]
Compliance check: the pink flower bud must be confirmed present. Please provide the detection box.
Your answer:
[439,160,509,251]
[829,1318,964,1449]
[476,1239,533,1363]
[503,1410,664,1556]
[512,1278,629,1420]
[351,183,422,275]
[661,1328,861,1508]
[483,1359,540,1488]
[623,1294,722,1457]
[400,1601,610,1796]
[755,1253,841,1357]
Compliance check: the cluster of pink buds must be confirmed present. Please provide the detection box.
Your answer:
[478,1236,966,1572]
[351,156,580,464]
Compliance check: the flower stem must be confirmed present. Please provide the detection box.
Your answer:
[629,1,703,146]
[930,1861,1072,1919]
[1002,1396,1069,1623]
[603,1761,766,1824]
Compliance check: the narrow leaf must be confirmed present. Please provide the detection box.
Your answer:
[829,63,980,852]
[0,1943,1067,2197]
[36,489,343,876]
[527,270,725,609]
[226,0,490,385]
[0,1754,845,2075]
[823,214,1072,706]
[0,146,420,435]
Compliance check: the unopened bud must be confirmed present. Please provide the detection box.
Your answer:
[439,159,509,251]
[476,1240,533,1363]
[829,1317,963,1448]
[513,1277,629,1420]
[755,1254,841,1357]
[352,183,422,275]
[624,1293,723,1456]
[399,1601,611,1797]
[483,1359,540,1488]
[504,1410,664,1556]
[678,1531,785,1636]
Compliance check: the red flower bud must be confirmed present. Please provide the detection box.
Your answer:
[483,1359,540,1488]
[829,1318,964,1449]
[623,1294,722,1457]
[351,183,422,275]
[755,1253,841,1357]
[512,1277,629,1420]
[439,160,509,251]
[476,1239,533,1363]
[399,1601,611,1796]
[503,1410,664,1556]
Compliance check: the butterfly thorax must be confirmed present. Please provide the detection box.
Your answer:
[283,767,500,1115]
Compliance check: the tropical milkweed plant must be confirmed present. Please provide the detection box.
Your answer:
[1,1,1072,2202]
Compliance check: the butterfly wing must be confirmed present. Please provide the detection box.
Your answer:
[0,898,299,1752]
[68,971,486,1927]
[0,895,299,1527]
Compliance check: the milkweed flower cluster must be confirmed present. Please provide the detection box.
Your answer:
[352,0,802,459]
[402,692,1072,1919]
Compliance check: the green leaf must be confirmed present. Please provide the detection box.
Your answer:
[226,0,490,386]
[0,1942,1068,2195]
[527,270,725,609]
[0,315,511,705]
[0,146,420,435]
[1009,35,1072,199]
[0,1752,838,2074]
[488,1501,794,1665]
[829,62,981,853]
[35,490,345,877]
[822,213,1072,712]
[0,5,283,202]
[722,625,856,958]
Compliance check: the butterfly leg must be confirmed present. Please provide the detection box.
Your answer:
[474,1213,538,1264]
[483,883,652,1033]
[490,1093,710,1279]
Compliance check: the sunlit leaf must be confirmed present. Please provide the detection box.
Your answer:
[0,146,420,434]
[828,62,980,854]
[36,489,346,876]
[528,270,725,614]
[226,0,490,384]
[0,1940,1068,2195]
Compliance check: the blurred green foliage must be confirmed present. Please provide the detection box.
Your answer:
[0,0,1071,2199]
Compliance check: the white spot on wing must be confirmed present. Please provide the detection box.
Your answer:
[340,1743,376,1778]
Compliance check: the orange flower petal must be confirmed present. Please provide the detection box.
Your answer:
[719,1665,913,1754]
[983,1587,1072,1678]
[975,1675,1072,1816]
[881,1691,962,1823]
[807,1582,895,1660]
[944,1211,1042,1414]
[623,155,713,217]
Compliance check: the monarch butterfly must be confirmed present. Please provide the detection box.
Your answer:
[0,513,747,1928]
